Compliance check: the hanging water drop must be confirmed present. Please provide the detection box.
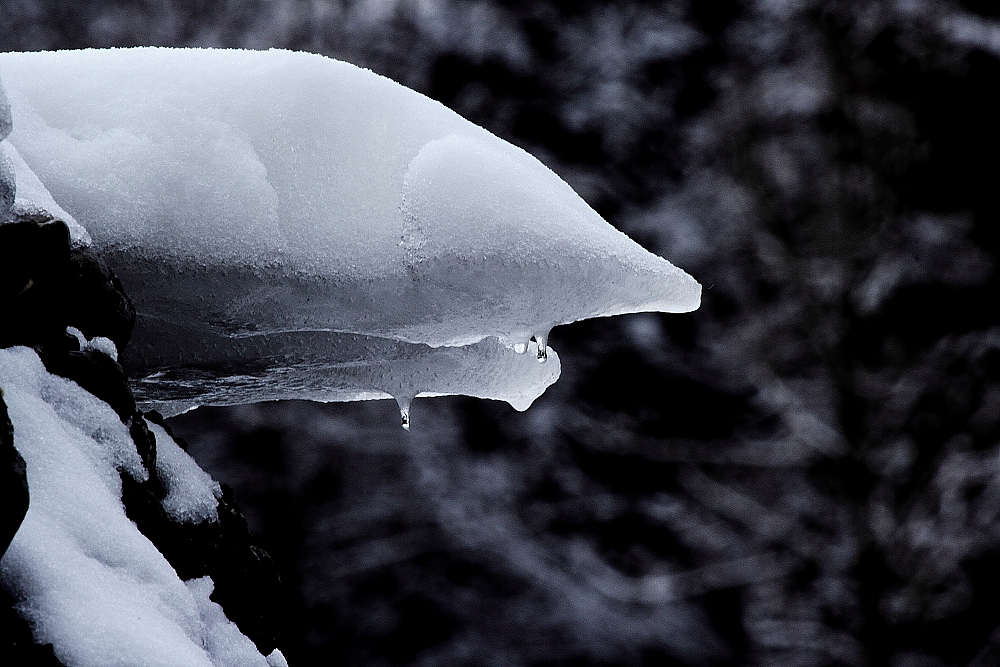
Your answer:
[513,342,528,355]
[394,394,414,430]
[534,333,548,363]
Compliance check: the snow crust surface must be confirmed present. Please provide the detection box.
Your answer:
[0,347,267,667]
[0,47,700,414]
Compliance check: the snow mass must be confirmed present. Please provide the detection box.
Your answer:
[0,46,701,666]
[0,47,700,416]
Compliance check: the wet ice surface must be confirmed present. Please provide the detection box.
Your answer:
[129,322,560,419]
[0,47,699,416]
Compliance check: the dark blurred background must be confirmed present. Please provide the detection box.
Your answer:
[5,1,1000,665]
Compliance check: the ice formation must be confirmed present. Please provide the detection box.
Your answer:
[0,47,700,416]
[0,346,269,667]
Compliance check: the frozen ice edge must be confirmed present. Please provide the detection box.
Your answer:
[0,47,700,417]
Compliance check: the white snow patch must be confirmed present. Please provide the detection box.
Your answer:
[66,326,119,362]
[149,419,222,523]
[85,336,119,361]
[0,72,11,222]
[267,648,290,667]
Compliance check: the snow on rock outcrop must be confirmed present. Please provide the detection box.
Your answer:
[4,141,90,247]
[0,346,270,667]
[1,72,89,245]
[148,419,222,523]
[0,388,28,565]
[0,47,700,417]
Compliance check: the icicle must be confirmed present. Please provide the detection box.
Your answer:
[394,394,413,430]
[533,332,548,363]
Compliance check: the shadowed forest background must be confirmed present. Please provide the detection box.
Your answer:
[4,1,1000,665]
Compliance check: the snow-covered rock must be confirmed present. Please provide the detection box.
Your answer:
[0,47,700,416]
[3,141,90,247]
[0,345,270,667]
[148,419,222,523]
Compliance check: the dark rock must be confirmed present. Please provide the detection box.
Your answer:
[120,469,285,655]
[65,248,135,352]
[0,218,135,352]
[0,219,71,351]
[0,585,65,667]
[0,389,27,558]
[38,347,137,422]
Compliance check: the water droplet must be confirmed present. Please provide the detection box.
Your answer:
[513,342,528,355]
[394,394,413,431]
[534,333,548,363]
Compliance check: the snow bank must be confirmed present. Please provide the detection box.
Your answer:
[0,47,699,414]
[0,346,267,666]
